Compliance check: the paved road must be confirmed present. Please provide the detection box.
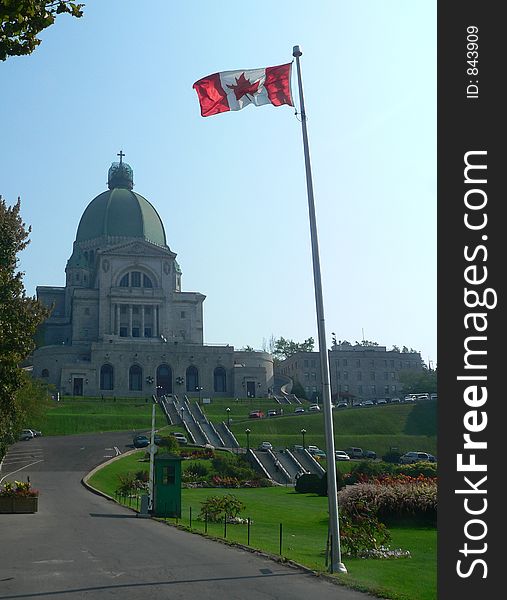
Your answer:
[0,433,373,600]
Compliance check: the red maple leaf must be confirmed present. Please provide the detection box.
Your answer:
[227,72,261,101]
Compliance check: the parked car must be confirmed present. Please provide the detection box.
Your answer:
[172,432,188,444]
[133,434,150,448]
[312,450,327,459]
[294,407,305,414]
[19,429,35,441]
[417,393,430,400]
[267,409,278,417]
[390,397,400,403]
[258,441,273,451]
[31,429,43,436]
[430,393,438,400]
[335,402,348,409]
[307,445,324,456]
[377,399,388,405]
[249,410,264,419]
[361,400,375,406]
[335,450,351,461]
[344,447,364,459]
[399,451,435,464]
[292,444,304,452]
[363,450,377,459]
[308,404,320,412]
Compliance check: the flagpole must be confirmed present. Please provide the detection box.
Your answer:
[292,45,347,574]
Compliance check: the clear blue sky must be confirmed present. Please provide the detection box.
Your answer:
[1,0,436,365]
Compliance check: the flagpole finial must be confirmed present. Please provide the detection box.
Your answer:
[293,45,302,57]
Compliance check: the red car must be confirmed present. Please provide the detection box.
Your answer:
[249,410,264,419]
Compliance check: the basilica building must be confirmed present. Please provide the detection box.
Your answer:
[33,158,273,398]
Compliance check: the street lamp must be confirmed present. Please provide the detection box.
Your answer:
[245,428,251,451]
[226,407,231,428]
[196,385,203,403]
[301,428,306,449]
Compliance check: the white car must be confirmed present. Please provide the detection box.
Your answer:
[335,451,351,461]
[19,429,35,441]
[258,441,273,451]
[308,404,320,412]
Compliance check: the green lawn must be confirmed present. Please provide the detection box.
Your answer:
[88,451,436,600]
[31,398,166,436]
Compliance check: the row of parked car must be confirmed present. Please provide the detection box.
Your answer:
[132,431,188,448]
[19,428,42,440]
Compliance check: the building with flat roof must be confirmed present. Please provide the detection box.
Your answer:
[277,342,424,403]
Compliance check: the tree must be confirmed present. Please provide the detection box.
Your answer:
[0,1,84,61]
[272,336,315,361]
[398,368,437,395]
[0,196,50,455]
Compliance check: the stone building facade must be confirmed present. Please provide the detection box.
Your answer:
[277,343,424,403]
[33,160,273,398]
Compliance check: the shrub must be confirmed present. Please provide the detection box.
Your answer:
[157,436,179,452]
[211,454,257,480]
[338,479,437,525]
[295,471,345,495]
[382,450,402,463]
[394,461,437,478]
[211,475,240,488]
[339,500,391,557]
[344,461,395,485]
[198,494,246,522]
[185,462,208,478]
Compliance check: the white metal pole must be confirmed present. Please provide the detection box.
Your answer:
[148,395,157,512]
[292,44,347,574]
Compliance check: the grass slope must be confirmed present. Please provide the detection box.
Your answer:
[31,398,166,436]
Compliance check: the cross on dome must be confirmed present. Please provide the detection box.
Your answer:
[117,150,125,165]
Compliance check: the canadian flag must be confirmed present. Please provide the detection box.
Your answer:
[193,63,293,117]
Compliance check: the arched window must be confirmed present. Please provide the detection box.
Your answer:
[129,365,143,391]
[186,365,199,392]
[119,272,155,288]
[100,364,114,390]
[156,364,172,396]
[41,369,49,378]
[214,367,227,393]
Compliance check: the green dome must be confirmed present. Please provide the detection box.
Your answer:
[75,163,167,247]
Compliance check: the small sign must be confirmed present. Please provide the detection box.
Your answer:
[202,398,211,404]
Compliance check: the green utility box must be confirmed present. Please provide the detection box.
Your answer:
[153,454,183,518]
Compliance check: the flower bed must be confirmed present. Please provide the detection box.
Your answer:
[0,481,39,513]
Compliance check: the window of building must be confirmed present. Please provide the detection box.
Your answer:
[214,367,227,393]
[304,372,309,381]
[186,365,199,392]
[129,365,142,391]
[157,364,172,395]
[343,359,348,366]
[370,372,376,380]
[162,465,175,485]
[311,372,316,380]
[391,372,396,379]
[356,359,361,367]
[119,326,128,337]
[100,364,114,390]
[143,274,153,288]
[41,369,49,378]
[384,385,390,394]
[131,271,141,287]
[144,327,152,338]
[304,360,309,367]
[120,274,129,287]
[180,311,186,318]
[344,371,349,380]
[132,327,140,338]
[310,360,316,368]
[391,385,397,392]
[145,306,152,315]
[384,372,389,380]
[391,360,395,367]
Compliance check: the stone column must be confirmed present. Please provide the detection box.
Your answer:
[141,305,145,338]
[116,304,120,335]
[129,305,133,337]
[154,305,158,337]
